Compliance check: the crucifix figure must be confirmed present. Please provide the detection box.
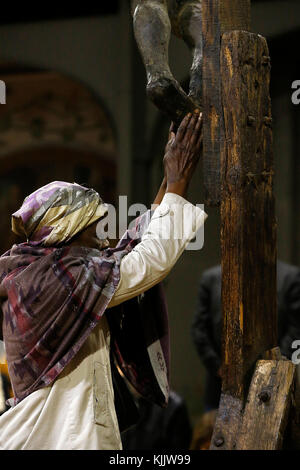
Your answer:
[131,0,202,125]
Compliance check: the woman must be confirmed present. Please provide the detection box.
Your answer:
[0,110,206,450]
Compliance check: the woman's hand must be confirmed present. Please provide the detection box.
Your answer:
[163,110,203,198]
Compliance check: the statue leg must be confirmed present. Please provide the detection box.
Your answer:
[170,0,203,108]
[132,0,195,125]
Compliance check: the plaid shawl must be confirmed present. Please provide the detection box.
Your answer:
[0,211,170,408]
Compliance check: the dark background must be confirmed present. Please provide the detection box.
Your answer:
[0,0,299,424]
[0,3,120,24]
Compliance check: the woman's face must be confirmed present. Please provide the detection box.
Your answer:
[71,219,109,250]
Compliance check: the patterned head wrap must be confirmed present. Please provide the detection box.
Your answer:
[11,181,108,246]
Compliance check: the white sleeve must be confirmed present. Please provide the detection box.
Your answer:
[107,192,207,308]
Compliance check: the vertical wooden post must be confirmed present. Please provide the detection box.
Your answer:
[210,30,278,449]
[220,31,277,398]
[202,0,251,206]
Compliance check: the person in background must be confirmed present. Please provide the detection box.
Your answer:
[121,387,192,450]
[191,260,300,416]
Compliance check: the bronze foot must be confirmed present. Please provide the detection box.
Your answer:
[147,76,196,125]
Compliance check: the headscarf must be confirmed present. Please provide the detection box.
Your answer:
[11,181,108,246]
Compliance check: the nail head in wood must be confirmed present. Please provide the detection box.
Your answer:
[258,390,271,403]
[263,116,273,127]
[247,115,256,126]
[214,435,225,447]
[261,55,271,66]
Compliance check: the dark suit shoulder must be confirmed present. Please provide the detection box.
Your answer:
[277,260,300,277]
[277,260,300,292]
[201,265,221,283]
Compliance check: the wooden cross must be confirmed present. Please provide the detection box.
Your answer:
[200,0,299,450]
[132,0,300,449]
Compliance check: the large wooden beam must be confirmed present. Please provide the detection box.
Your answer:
[220,30,277,398]
[210,30,277,450]
[202,0,251,206]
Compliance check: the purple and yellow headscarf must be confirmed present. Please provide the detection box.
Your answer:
[11,181,108,246]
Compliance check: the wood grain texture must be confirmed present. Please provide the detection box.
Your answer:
[235,360,296,450]
[220,31,277,399]
[219,0,251,33]
[202,0,251,206]
[263,347,282,360]
[209,393,243,450]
